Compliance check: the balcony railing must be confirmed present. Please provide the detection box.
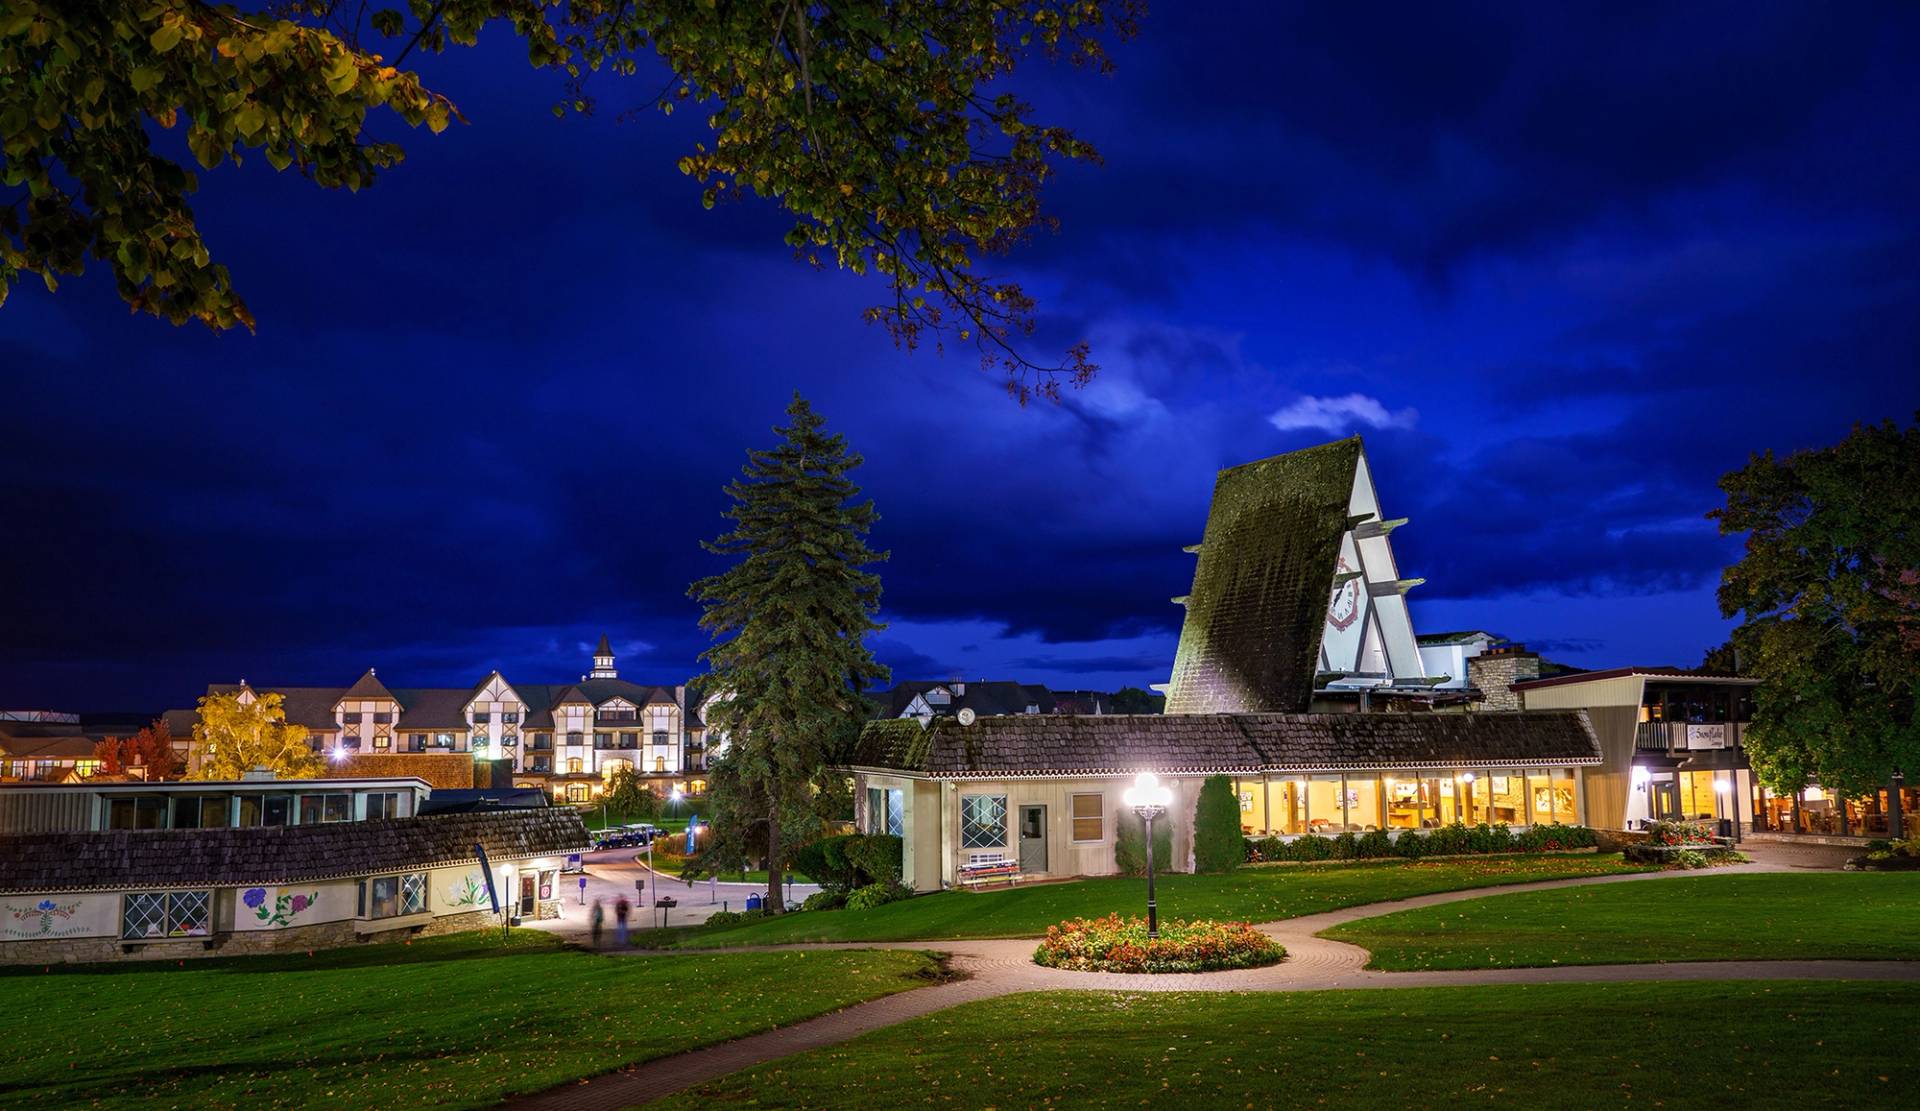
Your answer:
[1635,721,1746,752]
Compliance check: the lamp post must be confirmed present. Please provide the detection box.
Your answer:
[1122,771,1173,939]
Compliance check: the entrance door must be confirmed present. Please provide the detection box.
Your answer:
[1652,781,1681,823]
[517,875,536,918]
[1018,805,1047,874]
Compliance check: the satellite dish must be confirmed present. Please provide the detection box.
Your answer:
[956,707,977,726]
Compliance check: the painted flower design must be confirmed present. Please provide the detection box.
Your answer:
[36,899,56,912]
[290,894,308,913]
[243,887,267,909]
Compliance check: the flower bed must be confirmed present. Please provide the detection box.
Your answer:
[1033,914,1284,974]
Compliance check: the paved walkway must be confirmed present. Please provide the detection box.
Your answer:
[498,861,1920,1109]
[523,851,822,941]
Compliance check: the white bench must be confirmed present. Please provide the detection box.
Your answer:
[959,854,1022,889]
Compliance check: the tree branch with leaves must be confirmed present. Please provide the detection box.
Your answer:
[1,1,1140,400]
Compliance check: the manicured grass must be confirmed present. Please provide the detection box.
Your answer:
[660,982,1920,1109]
[684,870,814,885]
[1325,872,1920,970]
[0,930,941,1110]
[657,854,1650,947]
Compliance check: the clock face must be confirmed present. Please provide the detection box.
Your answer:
[1328,556,1362,630]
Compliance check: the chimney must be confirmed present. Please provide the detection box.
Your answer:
[1467,644,1541,712]
[953,681,966,697]
[240,766,277,782]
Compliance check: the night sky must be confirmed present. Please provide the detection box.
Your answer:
[5,3,1918,714]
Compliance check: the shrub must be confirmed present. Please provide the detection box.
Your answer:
[1356,829,1395,858]
[845,834,904,886]
[1192,775,1243,874]
[800,890,846,912]
[1645,819,1718,847]
[1671,849,1709,870]
[702,907,774,929]
[791,833,902,894]
[1114,809,1177,876]
[1244,822,1601,865]
[845,881,913,911]
[1032,914,1284,974]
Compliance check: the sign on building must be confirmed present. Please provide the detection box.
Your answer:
[1686,724,1728,750]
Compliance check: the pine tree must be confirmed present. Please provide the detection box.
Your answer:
[690,395,890,911]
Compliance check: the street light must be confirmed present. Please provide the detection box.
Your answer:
[1122,771,1173,939]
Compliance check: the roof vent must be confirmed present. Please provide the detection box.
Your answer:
[240,766,277,782]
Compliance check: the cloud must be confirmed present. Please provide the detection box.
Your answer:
[1268,394,1419,435]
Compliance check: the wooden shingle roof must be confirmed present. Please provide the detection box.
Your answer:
[1164,438,1361,715]
[850,710,1602,779]
[0,809,591,894]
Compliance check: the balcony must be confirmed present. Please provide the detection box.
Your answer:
[1635,721,1746,752]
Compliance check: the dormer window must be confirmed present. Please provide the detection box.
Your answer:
[927,688,951,705]
[502,711,519,724]
[473,712,491,724]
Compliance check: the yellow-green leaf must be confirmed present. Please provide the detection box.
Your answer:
[150,23,181,53]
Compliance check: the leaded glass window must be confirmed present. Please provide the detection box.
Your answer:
[400,872,427,915]
[960,795,1007,849]
[121,891,210,939]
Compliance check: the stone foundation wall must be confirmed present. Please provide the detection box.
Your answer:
[0,909,496,966]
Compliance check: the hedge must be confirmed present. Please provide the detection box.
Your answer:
[1244,822,1597,863]
[790,833,903,894]
[1192,775,1244,874]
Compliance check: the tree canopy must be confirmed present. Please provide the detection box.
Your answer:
[92,719,184,780]
[690,394,889,909]
[189,689,325,780]
[1711,414,1920,798]
[2,1,1140,400]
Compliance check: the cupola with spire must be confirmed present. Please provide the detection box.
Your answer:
[590,634,618,679]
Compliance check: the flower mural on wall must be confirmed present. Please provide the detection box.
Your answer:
[445,873,489,909]
[5,898,85,938]
[246,887,320,928]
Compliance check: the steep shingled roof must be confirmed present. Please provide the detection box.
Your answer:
[340,669,397,702]
[1164,438,1361,715]
[0,809,591,893]
[850,710,1601,779]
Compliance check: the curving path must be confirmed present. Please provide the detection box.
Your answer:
[498,861,1920,1111]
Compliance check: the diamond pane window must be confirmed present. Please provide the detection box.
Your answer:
[400,872,427,915]
[886,790,905,837]
[168,891,210,936]
[121,892,167,939]
[960,795,1007,849]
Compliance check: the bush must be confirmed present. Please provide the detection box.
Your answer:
[845,834,904,886]
[1032,914,1284,974]
[1114,809,1176,876]
[1245,822,1600,865]
[1356,829,1395,858]
[1671,849,1709,870]
[702,907,775,929]
[791,833,903,894]
[1192,775,1243,873]
[845,881,913,911]
[800,890,846,912]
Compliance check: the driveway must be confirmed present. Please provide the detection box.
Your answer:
[525,848,822,940]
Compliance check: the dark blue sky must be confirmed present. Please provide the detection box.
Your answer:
[5,3,1918,712]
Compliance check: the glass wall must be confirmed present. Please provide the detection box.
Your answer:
[1345,773,1383,831]
[1485,773,1525,825]
[1306,774,1346,832]
[1459,773,1485,824]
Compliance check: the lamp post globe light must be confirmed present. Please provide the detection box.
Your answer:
[1122,771,1174,939]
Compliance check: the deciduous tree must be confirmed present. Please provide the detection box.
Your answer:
[1711,415,1920,823]
[189,690,324,780]
[92,719,183,780]
[691,394,889,911]
[2,1,1140,400]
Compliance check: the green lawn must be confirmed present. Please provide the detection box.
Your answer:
[682,870,814,885]
[653,854,1650,947]
[0,931,940,1110]
[658,982,1920,1109]
[1325,872,1920,970]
